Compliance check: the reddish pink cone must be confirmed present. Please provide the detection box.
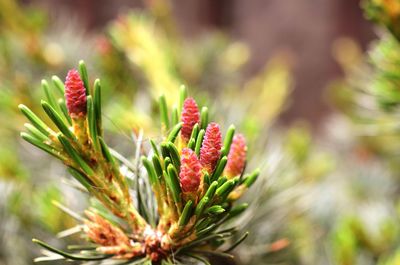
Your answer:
[181,98,200,141]
[225,134,247,177]
[200,122,222,174]
[179,148,202,192]
[65,69,87,116]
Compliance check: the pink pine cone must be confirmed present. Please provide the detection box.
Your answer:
[200,122,222,174]
[181,98,200,141]
[65,69,87,116]
[225,134,247,177]
[179,148,202,192]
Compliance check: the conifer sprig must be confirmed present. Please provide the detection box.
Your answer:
[19,61,260,264]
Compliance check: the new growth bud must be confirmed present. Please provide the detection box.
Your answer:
[200,122,222,174]
[225,134,247,178]
[181,98,200,141]
[65,69,87,116]
[179,148,202,192]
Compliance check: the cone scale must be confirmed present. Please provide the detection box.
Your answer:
[181,97,200,141]
[65,69,87,117]
[225,134,247,178]
[179,148,202,193]
[200,122,222,174]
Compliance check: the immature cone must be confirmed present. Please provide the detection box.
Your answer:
[179,148,202,192]
[225,134,247,178]
[200,122,222,174]
[65,69,87,116]
[181,98,200,141]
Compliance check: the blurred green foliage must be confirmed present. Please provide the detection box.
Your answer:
[363,0,400,41]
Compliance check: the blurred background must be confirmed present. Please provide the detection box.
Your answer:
[18,0,377,126]
[3,0,400,265]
